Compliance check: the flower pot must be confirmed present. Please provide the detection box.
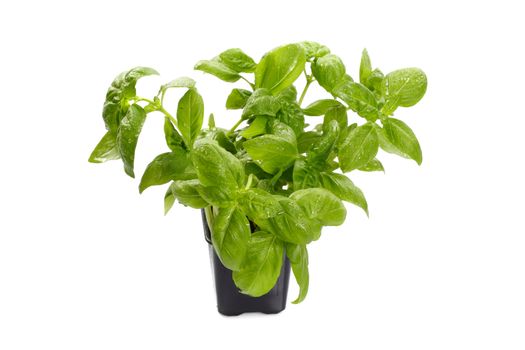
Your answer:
[201,210,291,316]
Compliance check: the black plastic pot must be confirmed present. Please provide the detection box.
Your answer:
[201,210,291,316]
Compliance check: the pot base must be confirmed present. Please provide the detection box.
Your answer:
[201,210,291,316]
[208,245,291,316]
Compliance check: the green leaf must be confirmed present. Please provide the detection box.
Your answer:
[286,243,309,304]
[177,88,204,148]
[194,59,240,82]
[338,122,379,172]
[333,81,379,121]
[364,68,384,92]
[255,43,306,94]
[297,131,321,154]
[191,139,245,191]
[303,99,342,116]
[241,88,281,119]
[382,118,423,165]
[276,98,304,136]
[293,158,321,190]
[139,149,195,193]
[359,49,372,85]
[102,67,158,132]
[311,54,346,93]
[299,41,330,60]
[258,196,321,244]
[164,117,185,151]
[226,88,252,109]
[358,158,384,172]
[219,48,257,73]
[244,135,298,174]
[88,131,120,163]
[211,206,251,270]
[232,232,284,297]
[323,105,348,131]
[240,116,268,139]
[117,104,147,178]
[164,184,176,215]
[161,76,196,91]
[277,85,298,102]
[196,185,234,208]
[208,113,215,129]
[168,179,208,208]
[309,120,339,163]
[290,188,347,226]
[380,68,427,115]
[320,172,368,215]
[237,188,282,220]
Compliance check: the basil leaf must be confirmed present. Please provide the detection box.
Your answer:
[208,113,215,129]
[88,131,120,163]
[164,117,185,151]
[219,48,257,73]
[196,185,235,208]
[226,88,252,109]
[299,41,330,60]
[311,54,346,93]
[212,206,251,270]
[333,81,379,121]
[168,179,208,208]
[232,231,284,297]
[102,67,158,132]
[191,139,245,191]
[338,122,379,172]
[297,131,322,154]
[277,85,298,102]
[380,68,427,115]
[164,184,176,215]
[139,149,195,193]
[382,118,423,165]
[194,59,240,82]
[320,172,368,215]
[359,158,384,172]
[241,88,281,119]
[286,243,309,304]
[309,120,339,163]
[160,77,196,92]
[240,116,268,139]
[244,135,298,174]
[117,104,147,178]
[258,197,321,244]
[237,188,282,220]
[255,43,306,94]
[293,158,321,190]
[359,49,372,85]
[177,88,204,148]
[365,68,384,92]
[290,188,346,226]
[276,98,304,136]
[323,105,348,131]
[303,99,342,116]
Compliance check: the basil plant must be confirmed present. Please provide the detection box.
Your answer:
[89,42,427,303]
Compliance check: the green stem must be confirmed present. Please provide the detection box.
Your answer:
[240,76,255,90]
[135,96,178,127]
[245,174,254,190]
[298,79,312,107]
[227,117,244,136]
[270,169,284,187]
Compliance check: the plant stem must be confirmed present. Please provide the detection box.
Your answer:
[298,68,314,107]
[135,96,178,127]
[245,174,254,190]
[227,117,244,136]
[240,76,255,90]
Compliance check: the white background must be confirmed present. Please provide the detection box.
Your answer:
[1,0,524,349]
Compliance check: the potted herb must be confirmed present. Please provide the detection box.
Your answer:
[89,42,427,315]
